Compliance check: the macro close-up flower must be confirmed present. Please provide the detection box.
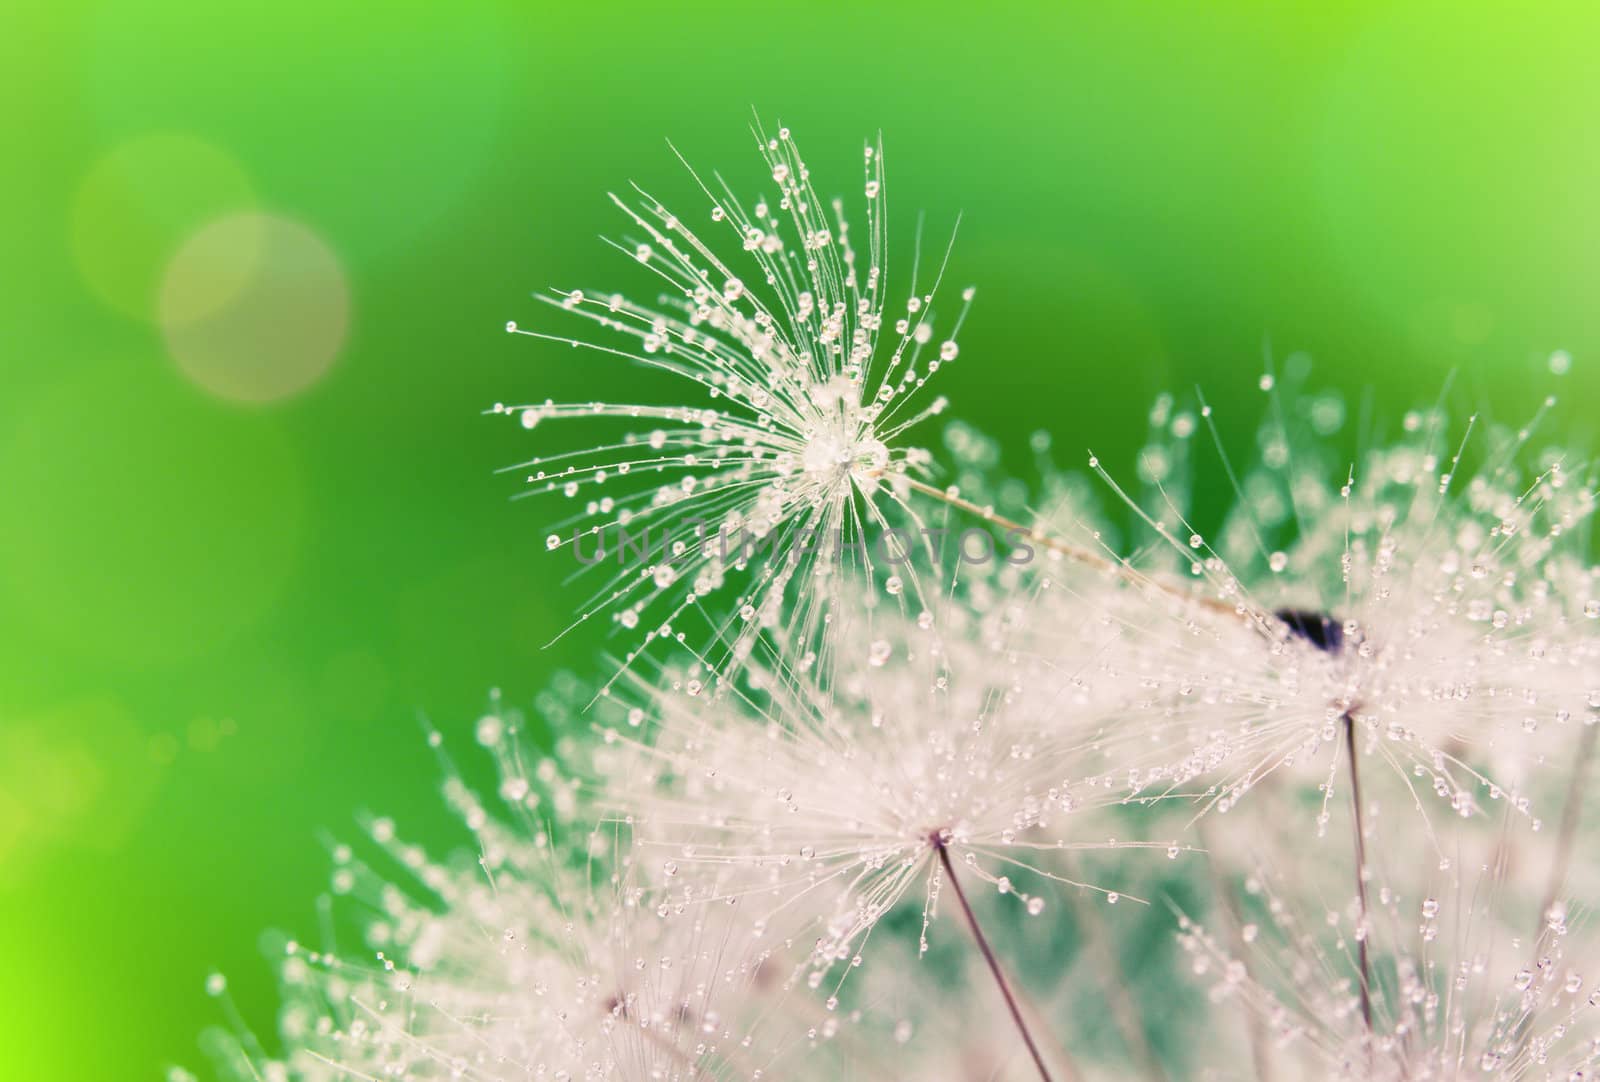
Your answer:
[178,131,1600,1082]
[13,10,1600,1082]
[502,127,973,681]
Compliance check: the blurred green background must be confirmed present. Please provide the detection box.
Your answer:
[4,1,1598,1076]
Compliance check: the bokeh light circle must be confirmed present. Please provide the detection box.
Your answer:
[70,132,256,321]
[159,213,350,403]
[0,699,162,882]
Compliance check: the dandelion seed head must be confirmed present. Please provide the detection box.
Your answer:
[205,122,1600,1082]
[505,125,975,677]
[198,712,826,1081]
[601,593,1176,985]
[1082,383,1600,829]
[1181,860,1600,1080]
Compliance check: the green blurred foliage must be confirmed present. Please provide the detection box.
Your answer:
[3,1,1598,1075]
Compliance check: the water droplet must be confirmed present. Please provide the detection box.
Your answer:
[475,715,504,746]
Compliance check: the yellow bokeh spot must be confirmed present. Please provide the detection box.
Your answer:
[70,132,256,321]
[159,212,350,403]
[0,699,159,886]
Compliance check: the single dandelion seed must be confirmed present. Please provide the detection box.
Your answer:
[503,122,974,682]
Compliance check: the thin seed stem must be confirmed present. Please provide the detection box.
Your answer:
[1506,724,1597,1060]
[936,843,1057,1082]
[1342,712,1374,1035]
[613,997,699,1072]
[1536,722,1597,940]
[613,991,763,1078]
[1197,819,1274,1082]
[897,476,1248,620]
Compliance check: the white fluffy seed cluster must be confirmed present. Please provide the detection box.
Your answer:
[499,124,969,681]
[193,128,1600,1082]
